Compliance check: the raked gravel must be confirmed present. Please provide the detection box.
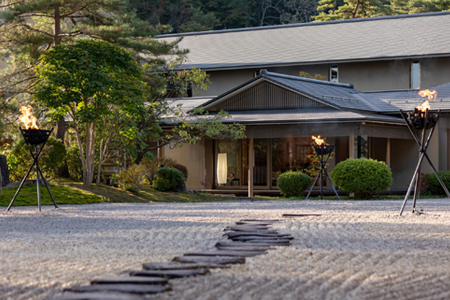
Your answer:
[2,199,450,300]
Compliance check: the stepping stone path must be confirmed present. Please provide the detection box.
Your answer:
[53,218,294,300]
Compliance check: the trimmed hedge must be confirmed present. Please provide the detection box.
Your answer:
[276,171,312,197]
[330,158,392,199]
[427,170,450,195]
[153,167,185,192]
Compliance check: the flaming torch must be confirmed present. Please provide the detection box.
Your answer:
[6,106,58,212]
[399,90,450,215]
[305,135,340,200]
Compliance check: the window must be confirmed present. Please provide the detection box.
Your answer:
[187,82,193,97]
[330,66,338,83]
[411,61,420,89]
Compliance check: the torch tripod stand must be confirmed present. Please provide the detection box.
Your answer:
[6,128,58,212]
[399,109,450,216]
[305,145,341,200]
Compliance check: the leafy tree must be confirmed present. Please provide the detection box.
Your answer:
[313,0,391,21]
[130,60,246,164]
[281,0,321,23]
[0,0,184,139]
[33,40,148,186]
[299,71,326,80]
[391,0,450,14]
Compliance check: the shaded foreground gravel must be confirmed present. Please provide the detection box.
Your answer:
[2,199,450,300]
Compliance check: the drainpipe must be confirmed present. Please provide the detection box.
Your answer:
[248,138,254,197]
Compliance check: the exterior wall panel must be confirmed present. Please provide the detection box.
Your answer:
[209,81,323,111]
[164,141,205,189]
[421,57,450,89]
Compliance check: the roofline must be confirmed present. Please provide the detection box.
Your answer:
[265,71,354,88]
[197,76,263,110]
[157,11,450,38]
[161,118,405,127]
[175,52,450,72]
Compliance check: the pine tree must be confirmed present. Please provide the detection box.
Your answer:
[0,0,185,135]
[313,0,392,21]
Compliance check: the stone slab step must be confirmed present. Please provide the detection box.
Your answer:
[142,262,229,270]
[53,292,145,300]
[130,269,209,279]
[91,276,167,285]
[239,219,279,223]
[240,240,292,246]
[184,250,266,257]
[225,226,276,232]
[224,232,293,239]
[236,220,279,225]
[215,241,288,247]
[216,245,272,252]
[282,214,321,217]
[230,235,292,242]
[174,255,245,265]
[64,284,170,295]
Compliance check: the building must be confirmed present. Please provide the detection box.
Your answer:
[157,12,450,194]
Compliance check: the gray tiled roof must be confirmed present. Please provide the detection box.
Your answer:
[220,108,404,124]
[359,82,450,113]
[263,72,378,112]
[165,72,450,126]
[160,107,404,125]
[158,12,450,70]
[167,97,215,112]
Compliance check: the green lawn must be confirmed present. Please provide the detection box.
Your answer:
[0,184,105,206]
[0,179,237,207]
[1,179,444,207]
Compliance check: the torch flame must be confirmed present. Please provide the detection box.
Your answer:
[312,135,325,146]
[418,89,437,101]
[416,100,430,113]
[19,105,38,130]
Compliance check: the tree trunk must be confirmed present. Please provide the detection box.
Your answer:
[54,5,71,177]
[83,121,96,186]
[96,138,104,186]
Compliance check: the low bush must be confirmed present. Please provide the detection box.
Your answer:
[330,158,392,199]
[427,170,450,195]
[153,167,185,192]
[140,157,176,184]
[7,137,66,181]
[66,145,83,181]
[172,163,188,181]
[115,164,146,193]
[276,171,312,197]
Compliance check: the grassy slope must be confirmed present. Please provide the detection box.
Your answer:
[0,179,236,207]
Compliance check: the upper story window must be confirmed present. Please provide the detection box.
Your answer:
[330,66,338,83]
[411,61,420,89]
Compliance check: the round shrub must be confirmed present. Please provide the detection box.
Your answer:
[276,171,312,197]
[330,158,392,199]
[140,157,176,184]
[153,167,185,192]
[427,170,450,195]
[172,163,188,181]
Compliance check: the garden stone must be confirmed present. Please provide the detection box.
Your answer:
[0,155,9,186]
[176,182,186,193]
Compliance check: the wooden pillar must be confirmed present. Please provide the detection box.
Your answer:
[386,138,391,168]
[386,137,391,191]
[349,135,355,158]
[248,138,254,197]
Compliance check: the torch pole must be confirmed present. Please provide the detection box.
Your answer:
[411,110,428,213]
[36,146,41,212]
